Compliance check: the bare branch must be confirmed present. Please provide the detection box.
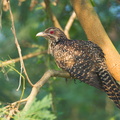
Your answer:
[5,98,28,120]
[42,0,76,38]
[51,13,63,30]
[64,11,76,38]
[3,70,70,118]
[0,51,47,67]
[8,0,33,86]
[0,0,2,29]
[23,70,70,111]
[43,0,63,30]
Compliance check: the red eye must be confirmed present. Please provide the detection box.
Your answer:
[50,31,54,34]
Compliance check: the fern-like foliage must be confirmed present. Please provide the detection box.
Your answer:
[14,94,56,120]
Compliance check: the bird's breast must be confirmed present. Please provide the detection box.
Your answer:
[53,44,78,70]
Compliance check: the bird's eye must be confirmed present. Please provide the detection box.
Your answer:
[50,31,54,34]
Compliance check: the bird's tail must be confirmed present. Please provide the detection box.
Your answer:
[97,67,120,109]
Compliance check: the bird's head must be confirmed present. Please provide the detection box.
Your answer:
[36,27,67,43]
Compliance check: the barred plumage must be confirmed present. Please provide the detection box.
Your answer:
[36,27,120,109]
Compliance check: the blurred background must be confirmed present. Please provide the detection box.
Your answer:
[0,0,120,120]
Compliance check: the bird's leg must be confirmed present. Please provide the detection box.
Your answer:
[74,79,77,84]
[65,78,68,83]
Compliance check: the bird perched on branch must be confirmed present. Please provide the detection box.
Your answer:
[36,27,120,109]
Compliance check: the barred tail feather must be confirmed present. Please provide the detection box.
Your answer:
[97,68,120,109]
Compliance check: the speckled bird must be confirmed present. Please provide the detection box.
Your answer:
[36,27,120,109]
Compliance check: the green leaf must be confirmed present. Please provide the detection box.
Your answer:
[14,94,56,120]
[90,0,96,7]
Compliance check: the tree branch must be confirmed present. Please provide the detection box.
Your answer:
[64,11,76,39]
[23,70,70,111]
[0,51,47,67]
[42,0,76,38]
[43,0,63,30]
[0,0,2,29]
[5,70,70,118]
[71,0,120,81]
[8,0,33,86]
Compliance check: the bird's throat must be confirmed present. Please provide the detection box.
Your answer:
[47,41,55,55]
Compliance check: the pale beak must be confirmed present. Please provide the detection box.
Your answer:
[36,32,46,37]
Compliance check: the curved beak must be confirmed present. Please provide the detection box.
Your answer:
[36,32,46,37]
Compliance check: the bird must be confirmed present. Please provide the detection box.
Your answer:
[36,27,120,109]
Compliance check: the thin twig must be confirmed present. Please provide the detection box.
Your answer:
[5,97,28,109]
[0,50,47,67]
[5,98,28,120]
[8,0,33,87]
[0,0,2,29]
[64,11,76,39]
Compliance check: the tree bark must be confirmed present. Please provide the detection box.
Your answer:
[71,0,120,81]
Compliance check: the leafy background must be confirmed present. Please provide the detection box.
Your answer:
[0,0,120,120]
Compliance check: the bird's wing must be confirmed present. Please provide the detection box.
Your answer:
[64,55,103,90]
[55,40,104,90]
